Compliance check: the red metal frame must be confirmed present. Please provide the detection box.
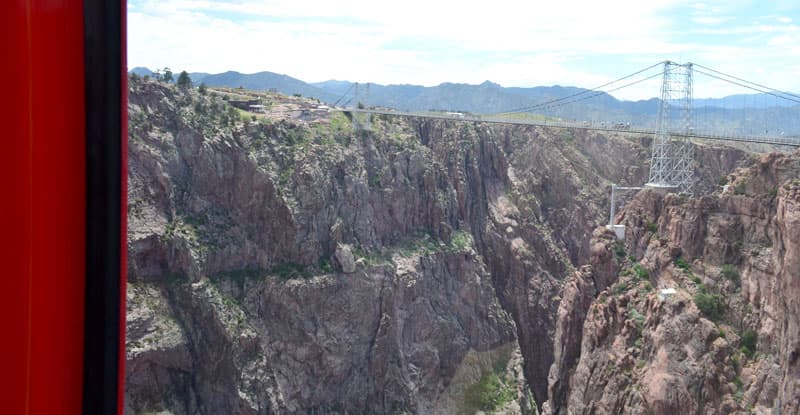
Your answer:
[0,0,88,412]
[0,1,127,413]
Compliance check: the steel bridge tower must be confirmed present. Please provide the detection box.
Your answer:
[647,61,695,195]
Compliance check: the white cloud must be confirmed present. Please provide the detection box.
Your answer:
[128,0,800,100]
[691,16,730,25]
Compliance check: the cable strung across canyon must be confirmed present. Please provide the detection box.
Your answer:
[692,63,800,102]
[521,70,668,114]
[333,82,356,107]
[693,68,800,105]
[489,60,668,116]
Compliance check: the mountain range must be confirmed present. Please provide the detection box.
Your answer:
[129,67,800,133]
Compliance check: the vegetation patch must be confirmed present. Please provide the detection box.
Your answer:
[733,181,747,195]
[463,371,516,413]
[721,264,740,285]
[397,233,441,257]
[353,247,392,266]
[632,263,649,280]
[646,222,659,233]
[614,242,627,258]
[628,303,646,332]
[318,257,334,274]
[368,174,383,189]
[740,330,757,358]
[674,257,690,271]
[694,291,724,321]
[269,262,311,280]
[211,262,314,282]
[449,230,473,252]
[734,377,744,403]
[613,281,630,295]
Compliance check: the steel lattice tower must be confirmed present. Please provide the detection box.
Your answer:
[647,61,695,195]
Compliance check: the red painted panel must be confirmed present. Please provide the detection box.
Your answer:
[0,1,86,413]
[0,2,34,411]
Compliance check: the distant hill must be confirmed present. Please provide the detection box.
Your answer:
[197,71,338,102]
[129,68,335,102]
[188,72,210,85]
[309,79,659,124]
[129,67,800,133]
[695,94,797,109]
[130,67,154,77]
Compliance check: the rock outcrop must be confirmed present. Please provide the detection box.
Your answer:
[543,151,800,414]
[125,79,753,414]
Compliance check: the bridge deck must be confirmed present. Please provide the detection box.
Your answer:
[346,108,800,147]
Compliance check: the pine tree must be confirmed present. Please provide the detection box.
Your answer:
[177,71,192,89]
[162,67,173,83]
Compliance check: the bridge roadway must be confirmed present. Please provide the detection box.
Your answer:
[346,108,800,147]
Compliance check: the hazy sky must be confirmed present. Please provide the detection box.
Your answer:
[128,0,800,100]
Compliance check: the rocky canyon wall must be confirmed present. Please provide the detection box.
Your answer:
[125,79,752,414]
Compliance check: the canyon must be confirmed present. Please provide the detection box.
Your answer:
[124,79,797,414]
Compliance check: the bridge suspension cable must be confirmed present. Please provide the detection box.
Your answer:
[523,70,667,114]
[692,63,800,102]
[489,60,668,116]
[333,83,356,107]
[692,67,800,105]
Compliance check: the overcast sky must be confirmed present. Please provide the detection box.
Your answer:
[128,0,800,100]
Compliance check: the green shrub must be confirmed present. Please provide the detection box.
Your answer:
[270,262,310,280]
[768,187,778,198]
[731,354,740,369]
[721,264,740,285]
[613,281,630,295]
[718,175,728,186]
[628,306,645,330]
[646,222,659,233]
[734,389,744,403]
[368,174,382,189]
[463,372,516,412]
[319,257,334,274]
[740,330,757,356]
[691,275,702,285]
[733,376,743,388]
[674,257,690,271]
[739,346,753,358]
[614,242,627,258]
[733,181,747,195]
[694,292,724,321]
[633,264,649,280]
[449,230,472,251]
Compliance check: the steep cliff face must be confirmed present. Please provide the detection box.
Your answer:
[125,79,750,414]
[544,152,800,414]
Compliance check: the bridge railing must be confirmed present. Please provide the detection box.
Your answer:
[345,107,800,147]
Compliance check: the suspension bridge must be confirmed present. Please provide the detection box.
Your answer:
[337,60,800,194]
